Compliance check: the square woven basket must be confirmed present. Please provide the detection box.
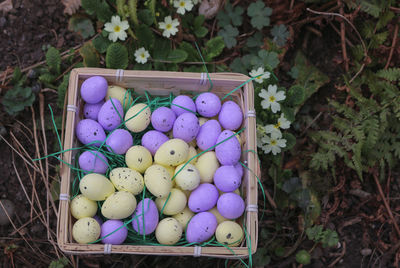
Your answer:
[57,67,259,258]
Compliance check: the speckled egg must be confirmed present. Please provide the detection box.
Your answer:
[109,167,144,195]
[215,130,241,165]
[144,165,172,198]
[214,165,241,192]
[217,193,245,220]
[80,76,108,104]
[132,198,159,235]
[101,191,137,219]
[151,107,176,132]
[76,119,106,147]
[188,183,219,212]
[208,207,228,224]
[154,139,189,167]
[186,212,217,243]
[98,98,124,131]
[156,188,187,215]
[106,85,133,110]
[106,129,133,155]
[155,217,183,245]
[195,151,220,183]
[172,207,194,231]
[125,146,153,173]
[83,101,104,120]
[80,173,115,201]
[195,92,221,118]
[70,195,98,219]
[171,95,196,116]
[78,150,108,174]
[196,119,222,151]
[218,101,243,131]
[100,219,128,245]
[215,221,243,247]
[72,217,101,244]
[125,103,151,133]
[185,146,198,165]
[141,130,169,155]
[174,163,200,191]
[173,113,200,143]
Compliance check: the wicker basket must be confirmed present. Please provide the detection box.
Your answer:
[57,68,259,258]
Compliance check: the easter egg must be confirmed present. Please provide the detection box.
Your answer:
[109,167,144,195]
[185,146,198,165]
[141,130,169,155]
[78,150,108,174]
[188,183,219,212]
[234,162,244,179]
[106,85,133,110]
[213,165,241,192]
[144,165,172,198]
[171,95,196,116]
[98,98,124,131]
[155,218,183,245]
[195,92,221,117]
[186,212,217,243]
[100,219,128,245]
[173,113,200,143]
[80,76,108,104]
[76,119,106,147]
[83,101,104,121]
[125,103,151,133]
[72,217,101,244]
[70,195,98,219]
[125,146,153,173]
[106,129,133,155]
[101,191,137,219]
[215,221,243,247]
[156,188,187,215]
[218,101,243,131]
[80,173,115,201]
[154,139,189,167]
[174,163,200,191]
[215,130,241,165]
[172,207,194,231]
[208,207,228,224]
[217,193,245,220]
[151,107,176,132]
[195,151,220,183]
[132,198,159,235]
[196,119,222,151]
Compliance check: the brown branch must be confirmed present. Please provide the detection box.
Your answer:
[338,0,349,71]
[328,241,346,267]
[385,21,399,69]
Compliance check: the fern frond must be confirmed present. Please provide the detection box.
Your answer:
[377,68,400,82]
[46,47,61,74]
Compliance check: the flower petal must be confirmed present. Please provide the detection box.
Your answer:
[258,89,268,99]
[270,102,280,113]
[261,100,270,109]
[120,20,129,30]
[268,84,277,95]
[275,91,286,101]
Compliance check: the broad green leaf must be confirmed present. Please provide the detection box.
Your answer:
[194,26,208,38]
[296,250,311,265]
[167,49,188,63]
[81,0,97,15]
[138,9,154,26]
[46,47,61,74]
[246,32,264,48]
[247,1,272,30]
[2,86,35,115]
[283,132,296,150]
[92,34,111,54]
[281,106,295,122]
[306,225,324,241]
[229,58,247,74]
[271,24,289,47]
[136,24,155,49]
[193,15,205,29]
[106,43,129,69]
[286,85,305,106]
[322,229,339,248]
[183,66,204,73]
[281,177,301,194]
[203,36,225,60]
[179,41,200,62]
[68,15,95,39]
[216,2,244,27]
[80,42,100,67]
[57,74,69,108]
[218,25,239,49]
[153,38,171,60]
[95,0,113,22]
[288,66,299,79]
[134,62,152,70]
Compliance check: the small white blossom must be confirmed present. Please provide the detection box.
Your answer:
[159,16,180,38]
[258,84,286,113]
[174,0,194,15]
[261,132,287,155]
[249,67,271,84]
[104,16,129,42]
[265,113,291,134]
[134,47,150,64]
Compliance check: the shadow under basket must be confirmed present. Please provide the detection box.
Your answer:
[57,68,259,258]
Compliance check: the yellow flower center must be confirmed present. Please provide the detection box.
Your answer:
[180,1,185,7]
[141,53,145,58]
[114,25,121,32]
[166,24,172,30]
[274,122,280,129]
[269,96,276,102]
[270,140,277,146]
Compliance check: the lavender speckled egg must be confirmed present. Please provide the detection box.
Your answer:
[79,150,108,174]
[100,219,128,245]
[132,198,159,235]
[217,193,245,220]
[195,92,221,118]
[196,119,221,151]
[151,107,176,132]
[76,119,106,147]
[188,183,219,213]
[98,98,124,131]
[186,212,217,243]
[81,76,108,104]
[171,95,196,116]
[93,215,104,226]
[234,162,244,179]
[215,130,241,165]
[106,129,133,155]
[83,101,104,120]
[173,113,200,143]
[141,130,169,155]
[214,166,241,192]
[218,101,243,131]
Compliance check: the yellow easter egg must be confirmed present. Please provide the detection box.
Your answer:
[109,167,144,195]
[172,207,194,231]
[72,217,100,244]
[155,218,182,245]
[70,194,97,219]
[125,145,153,173]
[101,191,137,219]
[208,207,228,224]
[155,188,187,215]
[144,165,172,198]
[106,85,133,110]
[154,139,189,167]
[79,173,115,201]
[185,146,198,165]
[195,151,220,183]
[174,163,200,191]
[125,103,151,133]
[215,221,244,247]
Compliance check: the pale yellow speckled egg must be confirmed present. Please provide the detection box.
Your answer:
[72,217,101,244]
[198,117,208,126]
[106,85,133,110]
[110,167,144,195]
[172,206,194,231]
[101,191,137,219]
[174,163,200,191]
[215,221,244,247]
[124,103,151,133]
[155,188,187,215]
[154,139,189,167]
[70,194,98,219]
[195,151,220,183]
[208,207,228,224]
[79,173,115,201]
[125,145,153,173]
[185,146,198,165]
[144,165,172,198]
[155,217,182,245]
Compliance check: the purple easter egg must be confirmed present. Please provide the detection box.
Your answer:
[81,76,108,104]
[79,150,108,174]
[234,162,244,179]
[76,119,106,147]
[171,95,196,116]
[100,219,128,245]
[217,193,245,220]
[188,183,219,213]
[98,98,124,131]
[93,215,104,226]
[218,101,243,131]
[83,101,104,121]
[141,130,169,155]
[173,113,200,143]
[214,165,241,192]
[195,92,221,118]
[186,212,217,243]
[106,129,133,155]
[196,119,221,151]
[151,107,176,132]
[215,130,241,165]
[132,198,159,235]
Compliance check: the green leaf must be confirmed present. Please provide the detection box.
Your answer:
[10,67,26,86]
[50,179,60,202]
[92,34,112,54]
[80,42,100,67]
[183,66,204,73]
[251,50,279,70]
[216,2,244,27]
[296,250,311,265]
[68,15,95,39]
[288,66,299,79]
[218,25,239,49]
[281,177,301,194]
[194,26,208,38]
[46,47,61,74]
[229,58,247,74]
[106,43,129,69]
[247,1,272,30]
[138,9,154,26]
[286,85,305,106]
[283,132,296,150]
[281,106,295,122]
[194,15,205,29]
[57,74,69,108]
[167,49,188,63]
[271,24,289,47]
[153,38,171,60]
[49,257,69,268]
[136,24,155,49]
[322,229,339,248]
[246,32,264,48]
[39,73,57,84]
[81,0,97,15]
[95,0,113,22]
[252,248,271,267]
[2,86,35,115]
[377,68,400,81]
[306,225,324,241]
[134,62,152,70]
[179,41,200,62]
[203,36,225,60]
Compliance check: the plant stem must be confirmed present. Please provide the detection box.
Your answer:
[128,0,139,28]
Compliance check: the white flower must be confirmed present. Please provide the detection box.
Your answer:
[104,16,130,42]
[261,132,287,155]
[249,67,271,84]
[258,85,286,113]
[174,0,194,15]
[159,16,180,38]
[134,47,150,64]
[192,0,200,4]
[265,113,291,134]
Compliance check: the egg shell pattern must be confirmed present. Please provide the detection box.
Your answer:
[173,113,200,143]
[132,198,159,235]
[172,206,194,231]
[106,85,133,110]
[171,95,196,116]
[100,219,128,245]
[188,183,219,212]
[125,103,151,133]
[186,212,217,243]
[78,150,108,174]
[174,163,200,191]
[215,130,241,165]
[196,119,222,151]
[218,101,243,131]
[106,129,133,155]
[125,146,153,173]
[72,217,101,244]
[76,119,106,147]
[155,218,183,245]
[83,101,104,120]
[141,130,169,155]
[217,193,245,220]
[98,98,124,131]
[208,207,228,224]
[101,191,137,219]
[195,92,221,117]
[79,173,115,201]
[215,221,244,247]
[151,107,176,132]
[194,151,220,183]
[70,195,98,219]
[154,139,189,167]
[144,165,172,198]
[156,188,187,215]
[185,146,198,165]
[80,76,108,104]
[213,165,241,192]
[109,167,144,195]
